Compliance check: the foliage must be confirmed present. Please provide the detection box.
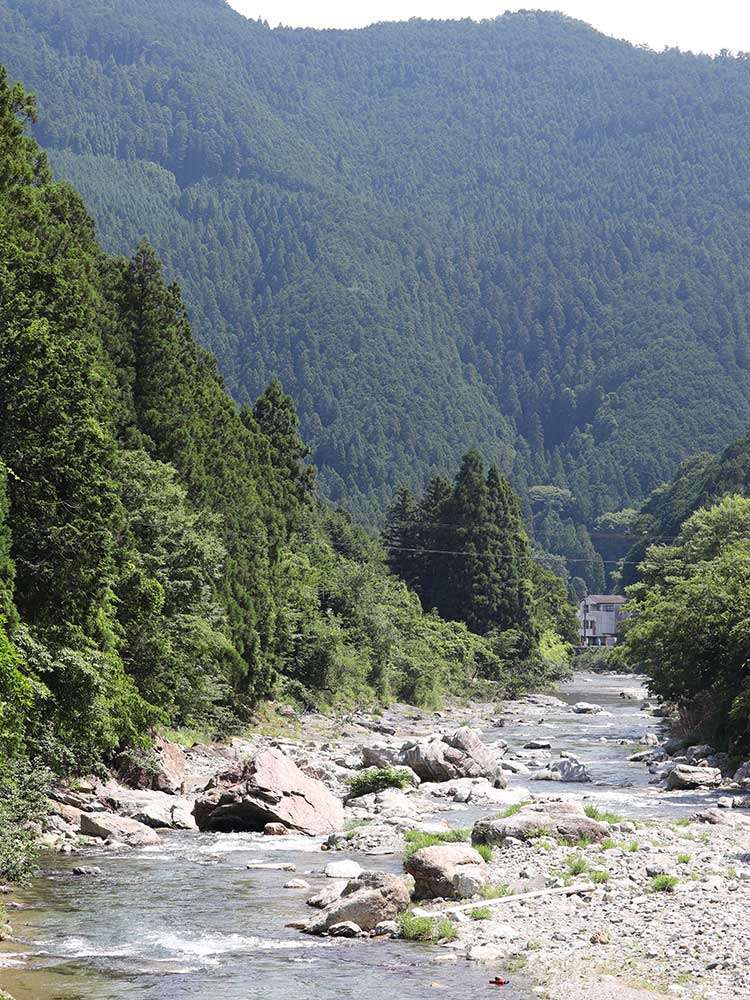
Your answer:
[618,495,750,748]
[6,5,750,586]
[347,766,411,798]
[0,63,565,813]
[398,912,458,943]
[573,646,621,674]
[384,451,576,688]
[0,757,50,883]
[470,906,492,920]
[475,843,493,862]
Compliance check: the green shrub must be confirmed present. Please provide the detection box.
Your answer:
[649,874,678,893]
[348,766,410,799]
[398,912,458,942]
[677,853,691,865]
[470,906,492,920]
[0,758,50,883]
[475,843,493,862]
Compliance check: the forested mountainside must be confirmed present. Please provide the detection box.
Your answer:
[620,435,750,587]
[0,65,574,798]
[3,2,750,586]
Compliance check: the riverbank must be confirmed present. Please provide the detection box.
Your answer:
[3,673,750,999]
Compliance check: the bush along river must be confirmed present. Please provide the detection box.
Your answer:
[2,672,750,1000]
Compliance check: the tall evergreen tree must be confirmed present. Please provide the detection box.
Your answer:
[383,486,420,589]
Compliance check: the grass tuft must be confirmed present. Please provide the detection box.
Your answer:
[584,804,622,823]
[566,854,589,876]
[495,799,531,819]
[398,912,458,942]
[590,869,610,884]
[649,874,678,893]
[470,906,492,920]
[475,843,493,863]
[480,882,511,899]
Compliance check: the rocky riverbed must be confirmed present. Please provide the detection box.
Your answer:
[3,673,750,999]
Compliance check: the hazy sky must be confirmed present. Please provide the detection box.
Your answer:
[226,1,750,54]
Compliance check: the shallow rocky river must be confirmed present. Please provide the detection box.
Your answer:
[3,673,748,999]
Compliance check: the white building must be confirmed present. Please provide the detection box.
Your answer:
[578,594,626,647]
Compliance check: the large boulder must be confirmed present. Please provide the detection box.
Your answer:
[398,727,497,783]
[117,736,186,795]
[80,812,160,847]
[472,803,609,847]
[664,764,722,791]
[193,748,344,835]
[733,762,750,788]
[305,872,410,934]
[116,792,196,830]
[405,843,487,899]
[361,744,399,768]
[532,758,592,783]
[572,702,604,715]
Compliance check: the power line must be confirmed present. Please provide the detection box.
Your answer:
[382,543,647,566]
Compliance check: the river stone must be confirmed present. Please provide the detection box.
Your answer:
[572,702,604,714]
[405,843,487,899]
[532,758,592,783]
[264,822,287,836]
[361,744,400,768]
[305,873,410,933]
[324,860,362,879]
[452,870,485,898]
[110,790,196,830]
[665,764,722,791]
[684,744,716,765]
[733,762,750,787]
[193,748,344,835]
[328,921,361,937]
[306,882,347,908]
[472,805,609,846]
[80,812,160,847]
[398,727,498,783]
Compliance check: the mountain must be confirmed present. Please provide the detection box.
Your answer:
[0,61,574,791]
[3,1,750,576]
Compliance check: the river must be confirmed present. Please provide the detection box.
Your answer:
[0,673,728,1000]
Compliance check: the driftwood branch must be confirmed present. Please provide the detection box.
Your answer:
[443,881,596,915]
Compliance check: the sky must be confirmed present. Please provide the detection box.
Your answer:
[226,1,750,54]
